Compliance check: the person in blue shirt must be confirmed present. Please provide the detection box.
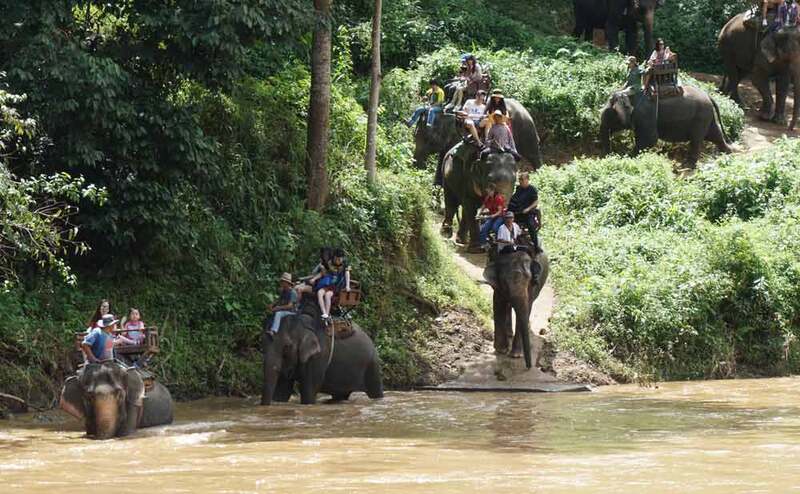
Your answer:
[81,314,118,363]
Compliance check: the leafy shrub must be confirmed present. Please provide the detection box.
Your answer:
[539,140,800,380]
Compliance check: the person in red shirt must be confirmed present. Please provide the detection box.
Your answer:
[478,183,506,247]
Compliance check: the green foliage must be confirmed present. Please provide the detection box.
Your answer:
[0,80,105,286]
[656,0,752,73]
[540,140,800,381]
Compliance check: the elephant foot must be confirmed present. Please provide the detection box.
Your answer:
[455,235,467,245]
[772,114,787,125]
[466,244,485,254]
[508,349,523,359]
[440,224,453,238]
[758,111,774,122]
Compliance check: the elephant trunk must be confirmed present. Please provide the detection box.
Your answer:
[90,388,121,439]
[261,361,279,406]
[512,297,533,369]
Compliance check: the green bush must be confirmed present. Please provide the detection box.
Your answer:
[540,140,800,381]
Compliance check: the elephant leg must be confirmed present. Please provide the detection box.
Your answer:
[364,359,384,399]
[493,291,512,354]
[272,375,293,402]
[441,189,458,238]
[605,20,620,51]
[753,75,774,120]
[298,362,318,405]
[774,73,790,124]
[509,297,532,368]
[455,206,469,245]
[463,200,481,249]
[330,392,352,402]
[625,25,638,57]
[686,137,703,168]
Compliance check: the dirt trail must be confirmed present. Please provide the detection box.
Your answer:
[433,245,591,392]
[691,72,798,153]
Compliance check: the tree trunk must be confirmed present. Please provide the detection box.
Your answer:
[306,0,333,211]
[364,0,382,184]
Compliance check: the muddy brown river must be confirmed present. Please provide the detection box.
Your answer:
[3,378,800,493]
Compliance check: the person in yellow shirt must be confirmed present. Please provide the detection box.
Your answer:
[407,79,446,128]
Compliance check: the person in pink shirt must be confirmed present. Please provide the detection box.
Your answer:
[116,308,146,346]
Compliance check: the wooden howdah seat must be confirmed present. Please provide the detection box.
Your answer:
[74,326,160,357]
[650,61,682,99]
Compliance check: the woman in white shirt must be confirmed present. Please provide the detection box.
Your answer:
[459,90,487,145]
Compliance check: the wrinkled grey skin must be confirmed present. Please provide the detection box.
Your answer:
[599,85,731,166]
[60,362,174,439]
[261,304,384,405]
[441,145,517,248]
[573,0,662,56]
[412,98,542,171]
[484,250,550,369]
[718,13,800,129]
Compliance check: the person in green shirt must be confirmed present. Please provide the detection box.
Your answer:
[622,56,643,98]
[407,79,445,128]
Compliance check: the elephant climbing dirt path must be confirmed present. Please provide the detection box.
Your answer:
[435,248,591,392]
[692,72,798,153]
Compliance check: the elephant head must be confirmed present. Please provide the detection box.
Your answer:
[482,152,518,199]
[599,92,634,154]
[412,112,461,169]
[261,313,322,406]
[59,362,145,439]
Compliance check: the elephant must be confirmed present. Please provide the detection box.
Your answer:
[573,0,663,56]
[59,362,174,439]
[441,144,517,249]
[413,98,542,173]
[599,85,732,166]
[260,303,384,405]
[483,246,550,369]
[718,13,800,130]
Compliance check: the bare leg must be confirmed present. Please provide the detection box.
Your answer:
[317,289,328,316]
[324,291,334,316]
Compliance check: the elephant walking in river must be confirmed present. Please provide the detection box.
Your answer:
[599,85,732,166]
[60,362,174,439]
[261,303,384,405]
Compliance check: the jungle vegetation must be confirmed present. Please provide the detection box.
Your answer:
[0,0,784,403]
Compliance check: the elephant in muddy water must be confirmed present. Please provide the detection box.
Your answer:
[573,0,663,56]
[60,362,174,439]
[441,144,517,249]
[718,12,800,130]
[413,98,542,173]
[261,303,384,405]
[484,247,550,369]
[599,85,732,166]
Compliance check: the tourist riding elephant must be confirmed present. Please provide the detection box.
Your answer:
[599,85,732,166]
[59,362,174,439]
[413,98,542,173]
[441,144,517,249]
[261,303,384,405]
[719,12,800,129]
[573,0,663,55]
[483,247,550,369]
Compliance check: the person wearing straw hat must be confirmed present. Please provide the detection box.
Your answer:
[268,272,298,334]
[81,314,119,363]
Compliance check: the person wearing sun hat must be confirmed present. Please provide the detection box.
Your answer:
[267,272,298,334]
[495,210,522,254]
[81,314,119,363]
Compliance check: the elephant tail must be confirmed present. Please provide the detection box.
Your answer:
[710,96,730,145]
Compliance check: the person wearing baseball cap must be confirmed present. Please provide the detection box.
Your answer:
[496,210,522,254]
[81,314,119,363]
[267,272,298,334]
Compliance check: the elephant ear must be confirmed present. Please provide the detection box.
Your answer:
[299,330,321,363]
[483,262,498,289]
[125,369,145,408]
